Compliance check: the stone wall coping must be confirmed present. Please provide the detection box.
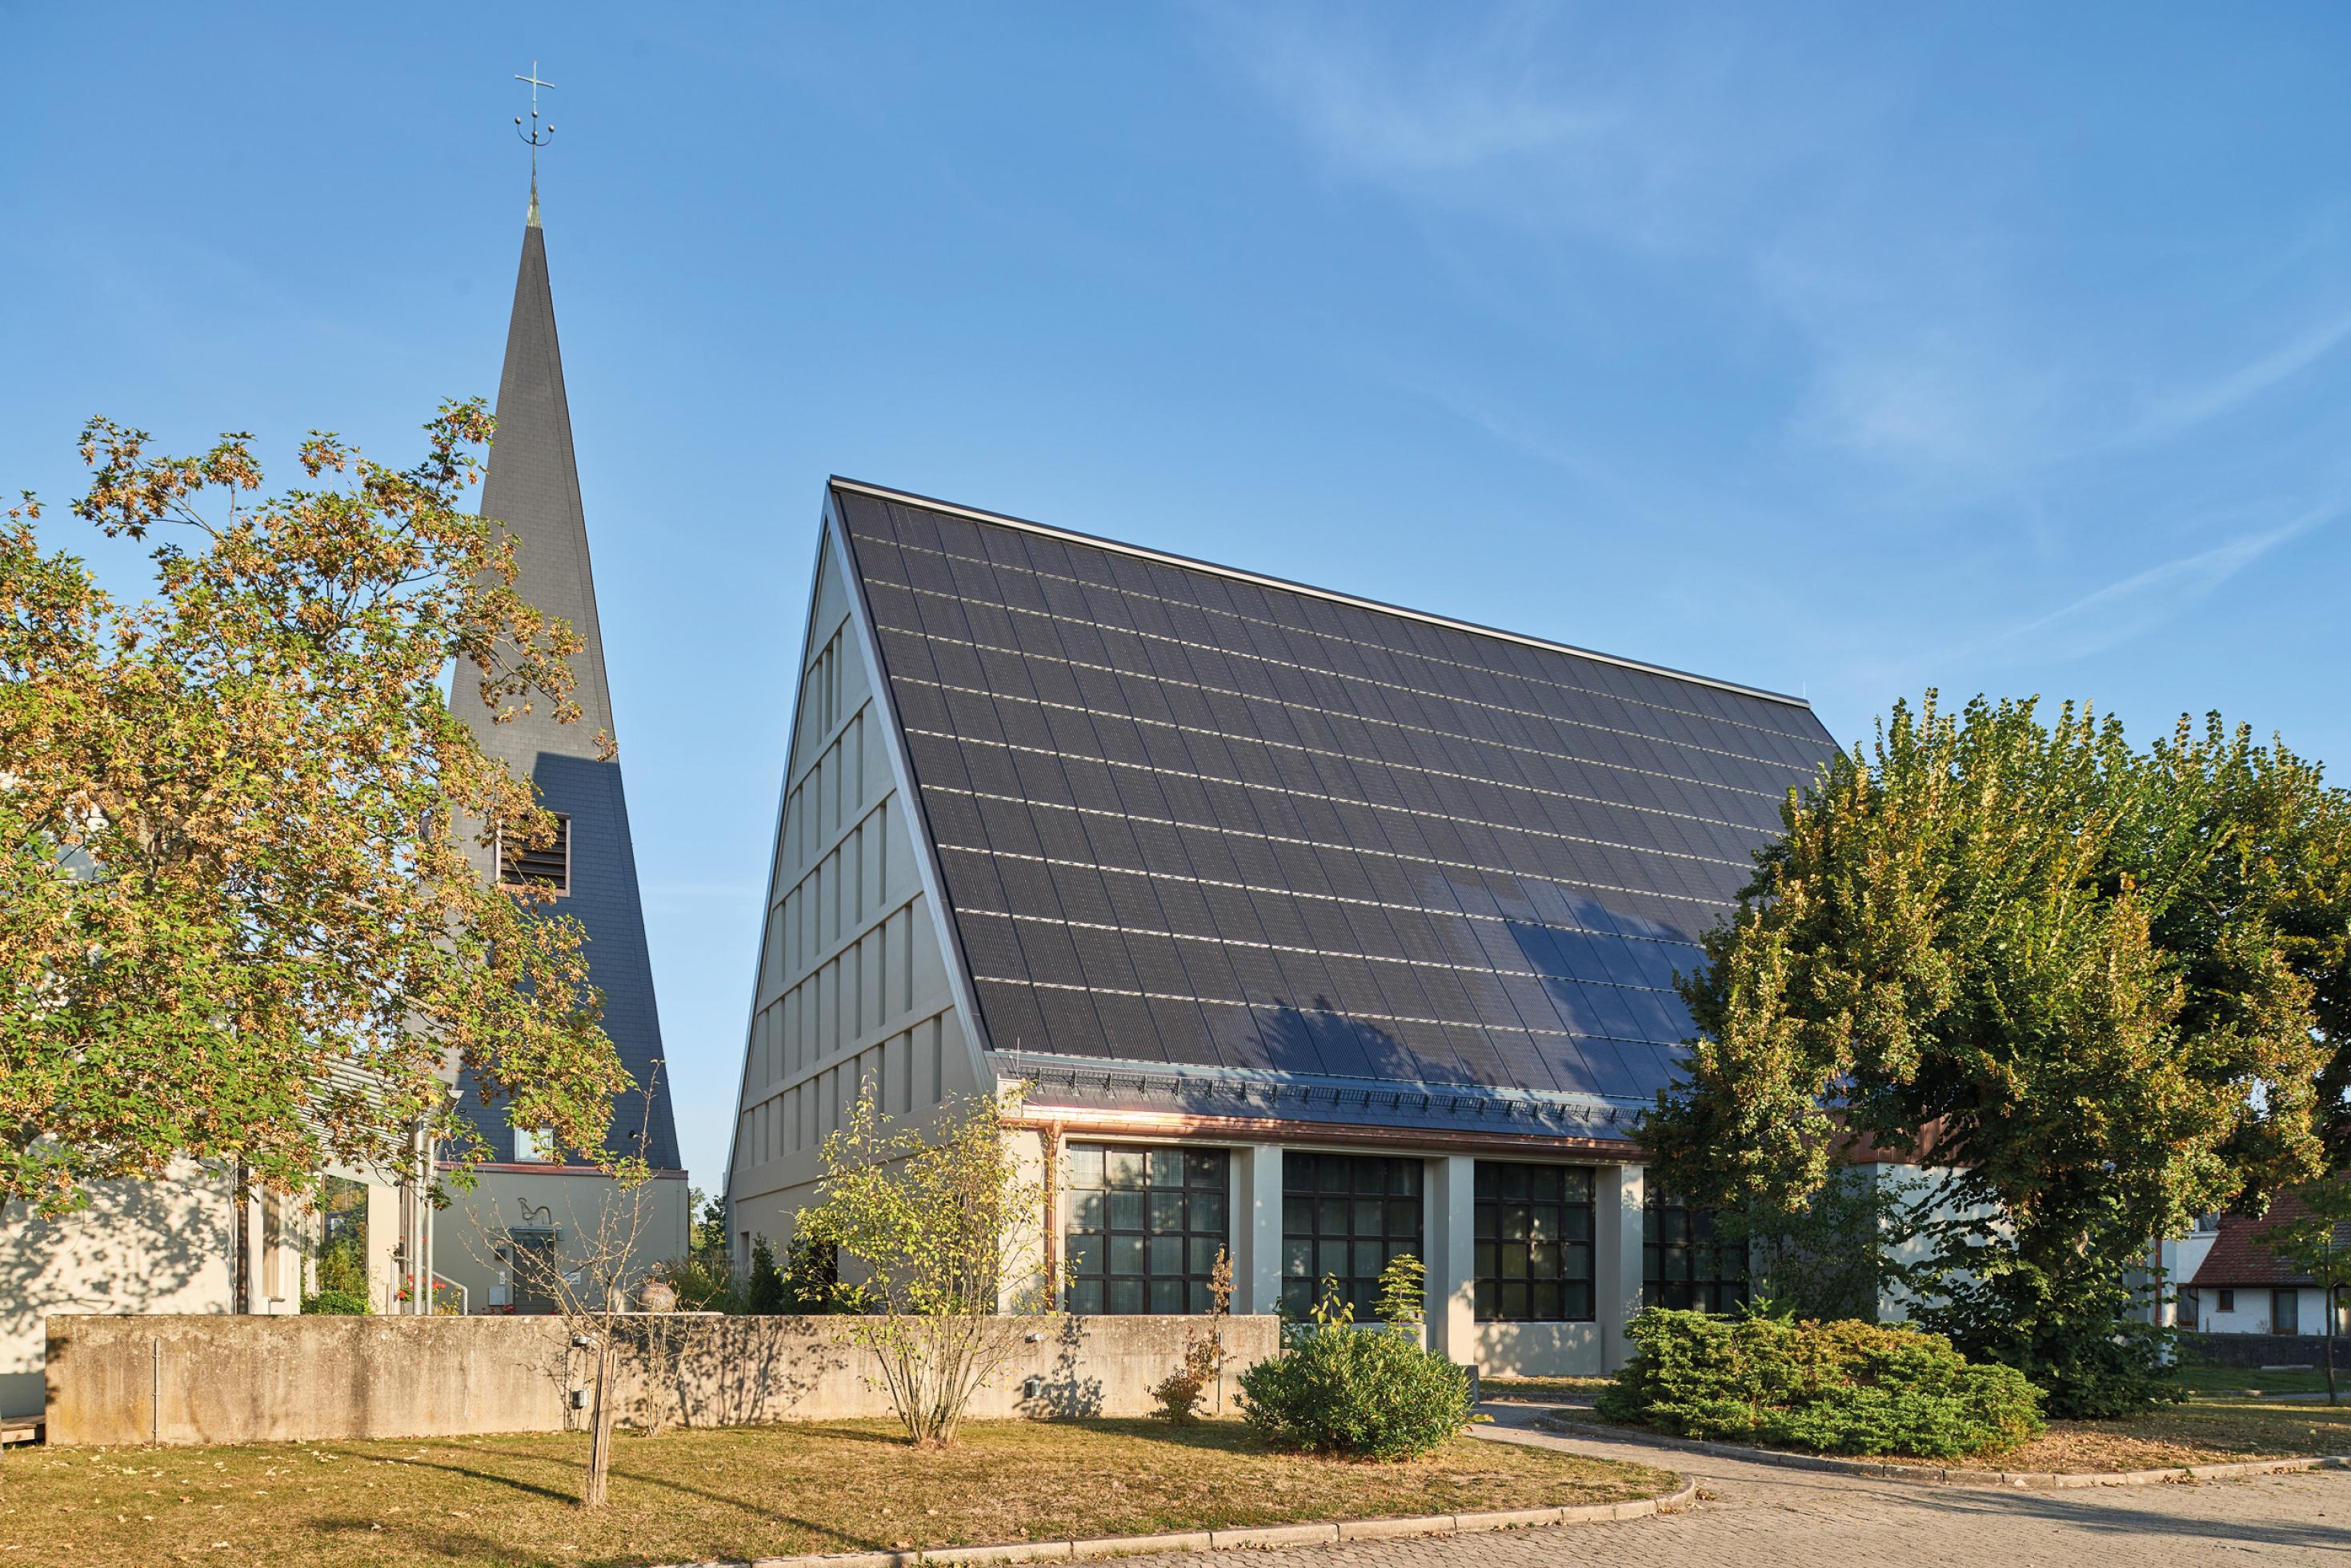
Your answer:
[1535,1414,2351,1489]
[653,1479,1698,1568]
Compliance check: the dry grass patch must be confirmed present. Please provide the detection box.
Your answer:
[1591,1393,2351,1474]
[0,1418,1673,1568]
[1961,1396,2351,1474]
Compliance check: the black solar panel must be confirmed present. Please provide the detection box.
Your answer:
[838,486,1840,1105]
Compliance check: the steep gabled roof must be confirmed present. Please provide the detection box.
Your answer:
[2193,1198,2351,1289]
[833,480,1839,1116]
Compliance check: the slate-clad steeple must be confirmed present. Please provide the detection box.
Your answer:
[451,195,681,1173]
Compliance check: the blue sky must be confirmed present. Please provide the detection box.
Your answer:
[8,4,2349,1192]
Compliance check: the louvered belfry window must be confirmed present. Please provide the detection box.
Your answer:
[499,813,571,894]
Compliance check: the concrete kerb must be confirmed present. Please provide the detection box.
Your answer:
[660,1479,1700,1568]
[1533,1414,2351,1490]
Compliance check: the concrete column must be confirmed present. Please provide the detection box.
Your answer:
[1232,1143,1284,1316]
[1594,1162,1644,1370]
[1426,1154,1476,1366]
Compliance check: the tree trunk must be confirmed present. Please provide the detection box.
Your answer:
[582,1336,619,1507]
[2329,1290,2338,1408]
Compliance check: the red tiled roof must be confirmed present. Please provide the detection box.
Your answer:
[2190,1196,2351,1288]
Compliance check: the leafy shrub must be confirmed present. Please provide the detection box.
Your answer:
[655,1254,743,1313]
[1596,1307,2042,1458]
[1238,1278,1471,1460]
[1151,1249,1236,1423]
[302,1288,369,1315]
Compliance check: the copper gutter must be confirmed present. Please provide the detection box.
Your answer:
[1005,1102,1643,1159]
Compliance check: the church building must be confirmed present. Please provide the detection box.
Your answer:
[725,482,1836,1374]
[434,176,690,1312]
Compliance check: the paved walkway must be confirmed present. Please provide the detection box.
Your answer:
[1135,1404,2351,1566]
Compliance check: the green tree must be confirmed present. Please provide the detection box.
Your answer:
[1,409,631,1216]
[798,1089,1044,1446]
[1374,1253,1426,1327]
[2254,1178,2351,1406]
[1643,694,2346,1415]
[743,1235,787,1314]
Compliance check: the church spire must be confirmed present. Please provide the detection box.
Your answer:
[515,62,553,230]
[448,111,682,1175]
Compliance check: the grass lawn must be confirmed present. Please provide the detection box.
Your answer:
[2170,1362,2343,1400]
[1480,1376,1615,1402]
[0,1418,1674,1568]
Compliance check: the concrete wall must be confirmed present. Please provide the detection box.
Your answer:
[0,1165,348,1421]
[45,1310,1281,1447]
[2178,1330,2345,1369]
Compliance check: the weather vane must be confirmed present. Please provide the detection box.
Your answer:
[514,62,555,217]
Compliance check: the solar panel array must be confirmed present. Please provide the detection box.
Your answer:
[835,486,1840,1104]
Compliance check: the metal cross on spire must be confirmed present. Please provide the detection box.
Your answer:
[513,62,555,226]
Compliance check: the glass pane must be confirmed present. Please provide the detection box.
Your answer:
[1185,1150,1225,1189]
[1317,1159,1346,1194]
[1066,1146,1105,1190]
[1530,1166,1562,1202]
[1107,1278,1145,1313]
[1565,1280,1592,1320]
[1475,1241,1498,1278]
[1069,1278,1104,1314]
[1532,1281,1562,1319]
[1475,1278,1498,1318]
[1352,1241,1384,1279]
[1498,1164,1528,1201]
[1150,1236,1184,1275]
[1188,1236,1222,1274]
[1284,1238,1312,1278]
[1317,1198,1347,1234]
[1284,1158,1312,1194]
[1107,1150,1147,1189]
[1067,1191,1103,1230]
[1501,1204,1530,1242]
[1529,1206,1556,1244]
[1109,1236,1145,1274]
[1355,1161,1388,1195]
[1283,1196,1310,1234]
[1282,1278,1312,1316]
[1150,1277,1185,1313]
[1318,1240,1349,1282]
[1149,1149,1186,1186]
[1562,1243,1591,1281]
[1474,1204,1499,1240]
[1388,1198,1420,1238]
[1399,1162,1422,1196]
[1500,1243,1528,1279]
[1107,1192,1143,1231]
[1354,1198,1382,1236]
[1192,1192,1227,1234]
[1148,1192,1185,1233]
[1530,1241,1559,1278]
[1500,1282,1529,1319]
[1067,1235,1102,1275]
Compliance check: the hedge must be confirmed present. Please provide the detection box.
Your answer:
[1596,1308,2043,1458]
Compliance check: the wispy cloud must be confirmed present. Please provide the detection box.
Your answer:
[1961,499,2343,665]
[2129,310,2351,441]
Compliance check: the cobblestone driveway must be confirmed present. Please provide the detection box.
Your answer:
[1142,1405,2351,1566]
